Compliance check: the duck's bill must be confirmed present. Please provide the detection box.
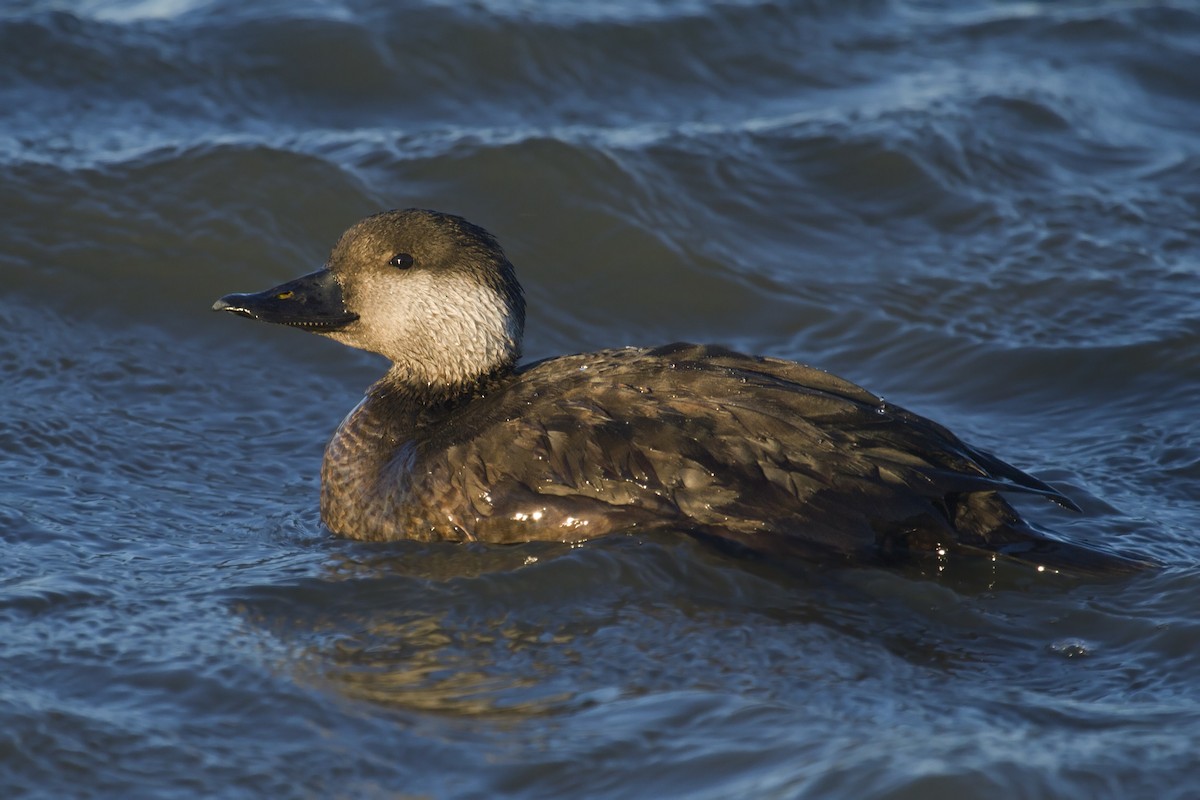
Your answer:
[212,269,358,330]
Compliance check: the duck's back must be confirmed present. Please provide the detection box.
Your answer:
[400,343,1109,568]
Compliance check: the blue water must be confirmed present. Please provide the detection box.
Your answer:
[3,1,1200,797]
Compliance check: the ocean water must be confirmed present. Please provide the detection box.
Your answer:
[3,0,1200,797]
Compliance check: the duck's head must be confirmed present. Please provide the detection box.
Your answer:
[214,209,526,391]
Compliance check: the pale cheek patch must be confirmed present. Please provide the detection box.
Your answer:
[448,277,521,359]
[347,272,519,385]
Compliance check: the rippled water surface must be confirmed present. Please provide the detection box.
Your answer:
[3,1,1200,797]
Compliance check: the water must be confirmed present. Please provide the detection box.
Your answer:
[3,1,1199,797]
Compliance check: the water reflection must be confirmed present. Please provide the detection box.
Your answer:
[319,612,577,716]
[231,531,1127,718]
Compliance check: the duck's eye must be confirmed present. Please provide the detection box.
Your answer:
[389,253,414,270]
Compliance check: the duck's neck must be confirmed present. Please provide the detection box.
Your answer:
[318,365,512,541]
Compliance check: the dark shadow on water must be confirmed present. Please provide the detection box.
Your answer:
[226,529,1153,719]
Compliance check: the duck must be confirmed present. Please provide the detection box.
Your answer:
[213,208,1144,574]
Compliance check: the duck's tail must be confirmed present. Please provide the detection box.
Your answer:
[953,491,1153,577]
